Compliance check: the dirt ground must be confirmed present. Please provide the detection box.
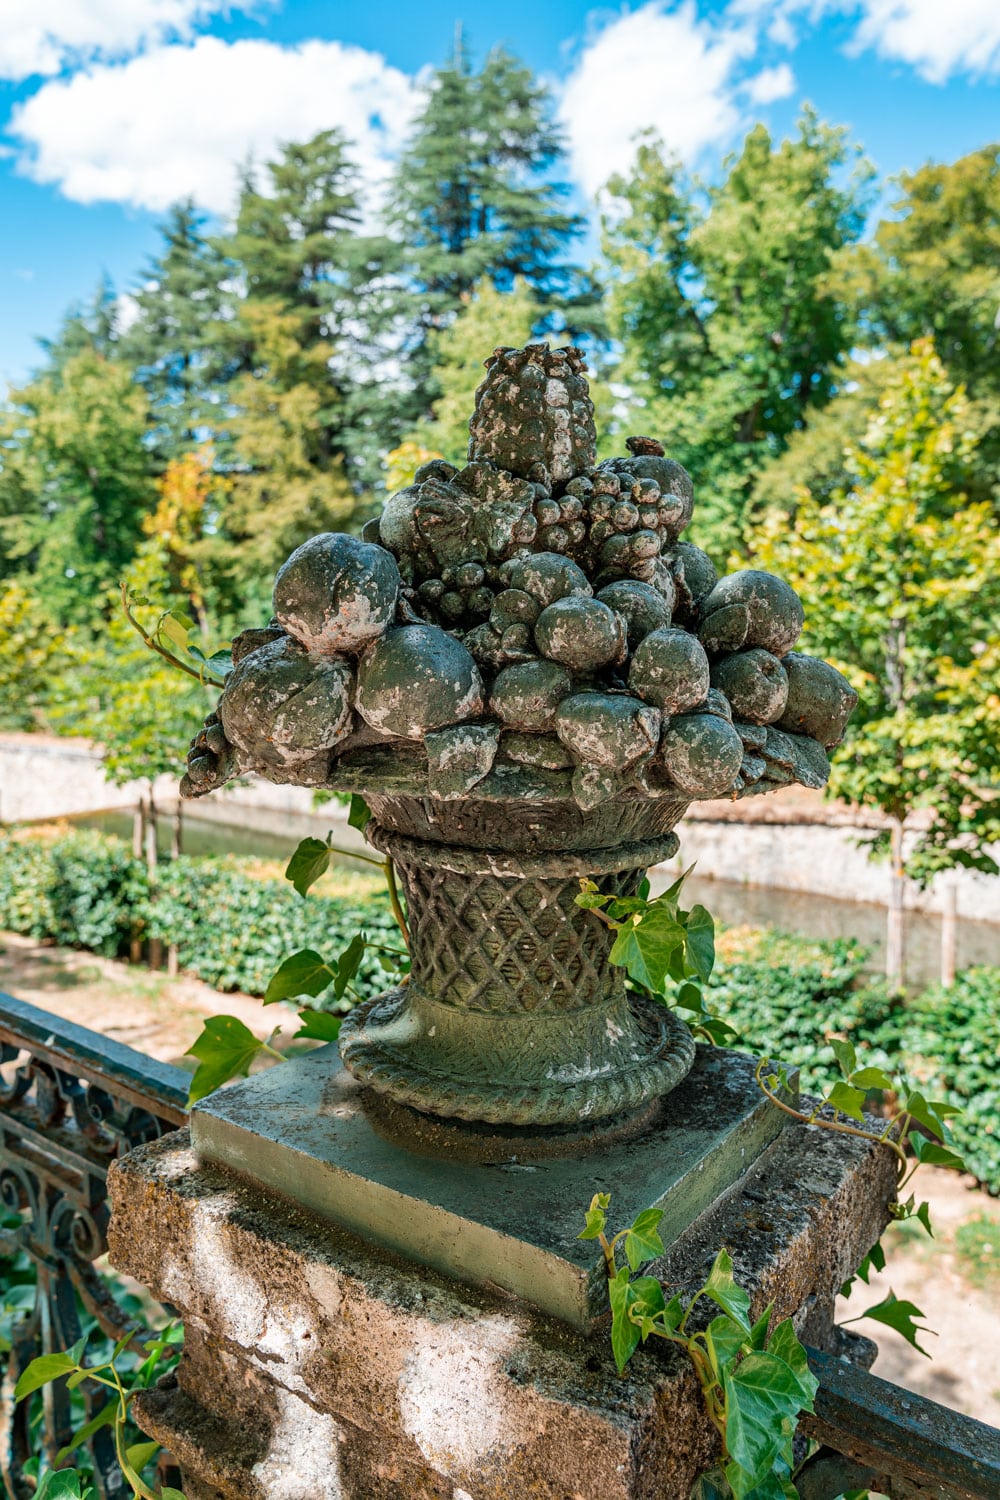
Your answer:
[3,930,999,1427]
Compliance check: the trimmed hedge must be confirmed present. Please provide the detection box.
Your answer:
[0,829,398,1006]
[1,828,997,1191]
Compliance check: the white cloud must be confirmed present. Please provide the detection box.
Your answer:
[559,2,796,200]
[744,61,796,101]
[850,0,1000,81]
[8,36,418,214]
[0,0,266,81]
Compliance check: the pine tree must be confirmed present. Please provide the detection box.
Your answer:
[386,40,585,418]
[122,201,230,456]
[214,131,377,580]
[601,113,873,557]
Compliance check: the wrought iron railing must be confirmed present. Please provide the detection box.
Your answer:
[1,990,999,1500]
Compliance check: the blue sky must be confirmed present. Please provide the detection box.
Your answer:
[0,0,997,389]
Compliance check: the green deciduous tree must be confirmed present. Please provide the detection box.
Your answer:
[601,113,873,557]
[756,340,1000,981]
[0,349,156,621]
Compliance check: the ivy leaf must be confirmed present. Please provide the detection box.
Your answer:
[14,1352,81,1401]
[915,1201,934,1236]
[857,1291,934,1356]
[609,903,685,994]
[161,1491,187,1500]
[55,1402,117,1464]
[263,949,335,1005]
[684,904,715,982]
[293,1010,342,1043]
[829,1038,857,1080]
[624,1208,665,1270]
[332,933,366,1000]
[36,1473,89,1500]
[608,1267,643,1374]
[699,1015,743,1048]
[826,1080,867,1123]
[749,1303,773,1350]
[911,1137,966,1172]
[348,794,371,833]
[724,1352,806,1481]
[849,1065,894,1091]
[766,1319,818,1407]
[284,837,332,898]
[185,1016,268,1105]
[629,1275,667,1339]
[578,1192,610,1241]
[704,1314,747,1378]
[125,1441,160,1472]
[703,1248,752,1333]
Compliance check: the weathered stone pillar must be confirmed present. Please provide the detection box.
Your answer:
[108,1060,894,1500]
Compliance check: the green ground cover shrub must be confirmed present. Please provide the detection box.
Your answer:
[1,827,997,1190]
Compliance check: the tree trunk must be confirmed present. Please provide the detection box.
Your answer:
[168,803,183,975]
[146,790,162,970]
[130,800,145,962]
[940,877,958,988]
[885,817,906,986]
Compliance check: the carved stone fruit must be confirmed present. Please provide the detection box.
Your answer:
[777,653,858,748]
[554,692,660,769]
[711,648,789,725]
[534,597,627,672]
[273,533,399,655]
[698,570,804,656]
[596,580,672,651]
[219,636,353,765]
[628,627,710,714]
[489,660,573,731]
[498,552,592,610]
[356,625,484,740]
[660,713,744,797]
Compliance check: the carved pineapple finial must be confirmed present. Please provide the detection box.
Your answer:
[468,343,597,486]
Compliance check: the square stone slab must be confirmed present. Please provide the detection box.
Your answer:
[191,1046,790,1331]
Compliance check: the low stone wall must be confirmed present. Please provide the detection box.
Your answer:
[2,732,998,924]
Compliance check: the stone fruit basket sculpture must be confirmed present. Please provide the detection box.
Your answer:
[181,344,856,1136]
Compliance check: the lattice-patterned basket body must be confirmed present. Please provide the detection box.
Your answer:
[338,795,696,1128]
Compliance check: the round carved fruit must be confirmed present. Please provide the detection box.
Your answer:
[273,532,399,654]
[711,648,789,725]
[777,653,858,748]
[489,660,573,732]
[660,713,744,797]
[498,552,592,610]
[219,636,353,764]
[699,570,804,656]
[554,692,660,769]
[628,628,710,714]
[534,597,627,672]
[356,625,484,740]
[596,580,673,651]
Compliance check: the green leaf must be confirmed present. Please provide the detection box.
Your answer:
[724,1351,806,1480]
[915,1200,934,1236]
[629,1275,667,1338]
[903,1090,951,1140]
[293,1010,342,1043]
[609,1267,642,1374]
[158,613,190,650]
[125,1441,160,1472]
[830,1038,857,1079]
[609,903,685,994]
[332,932,366,999]
[578,1192,610,1241]
[160,1490,187,1500]
[749,1304,773,1350]
[766,1319,818,1407]
[284,837,332,898]
[575,889,615,911]
[690,1467,731,1500]
[826,1080,867,1123]
[849,1065,894,1091]
[624,1208,665,1271]
[36,1472,89,1500]
[348,794,371,833]
[703,1248,752,1333]
[857,1291,934,1356]
[55,1402,117,1465]
[911,1138,966,1172]
[263,949,335,1005]
[704,1314,747,1378]
[699,1016,742,1048]
[14,1352,80,1401]
[185,1015,267,1105]
[684,904,715,982]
